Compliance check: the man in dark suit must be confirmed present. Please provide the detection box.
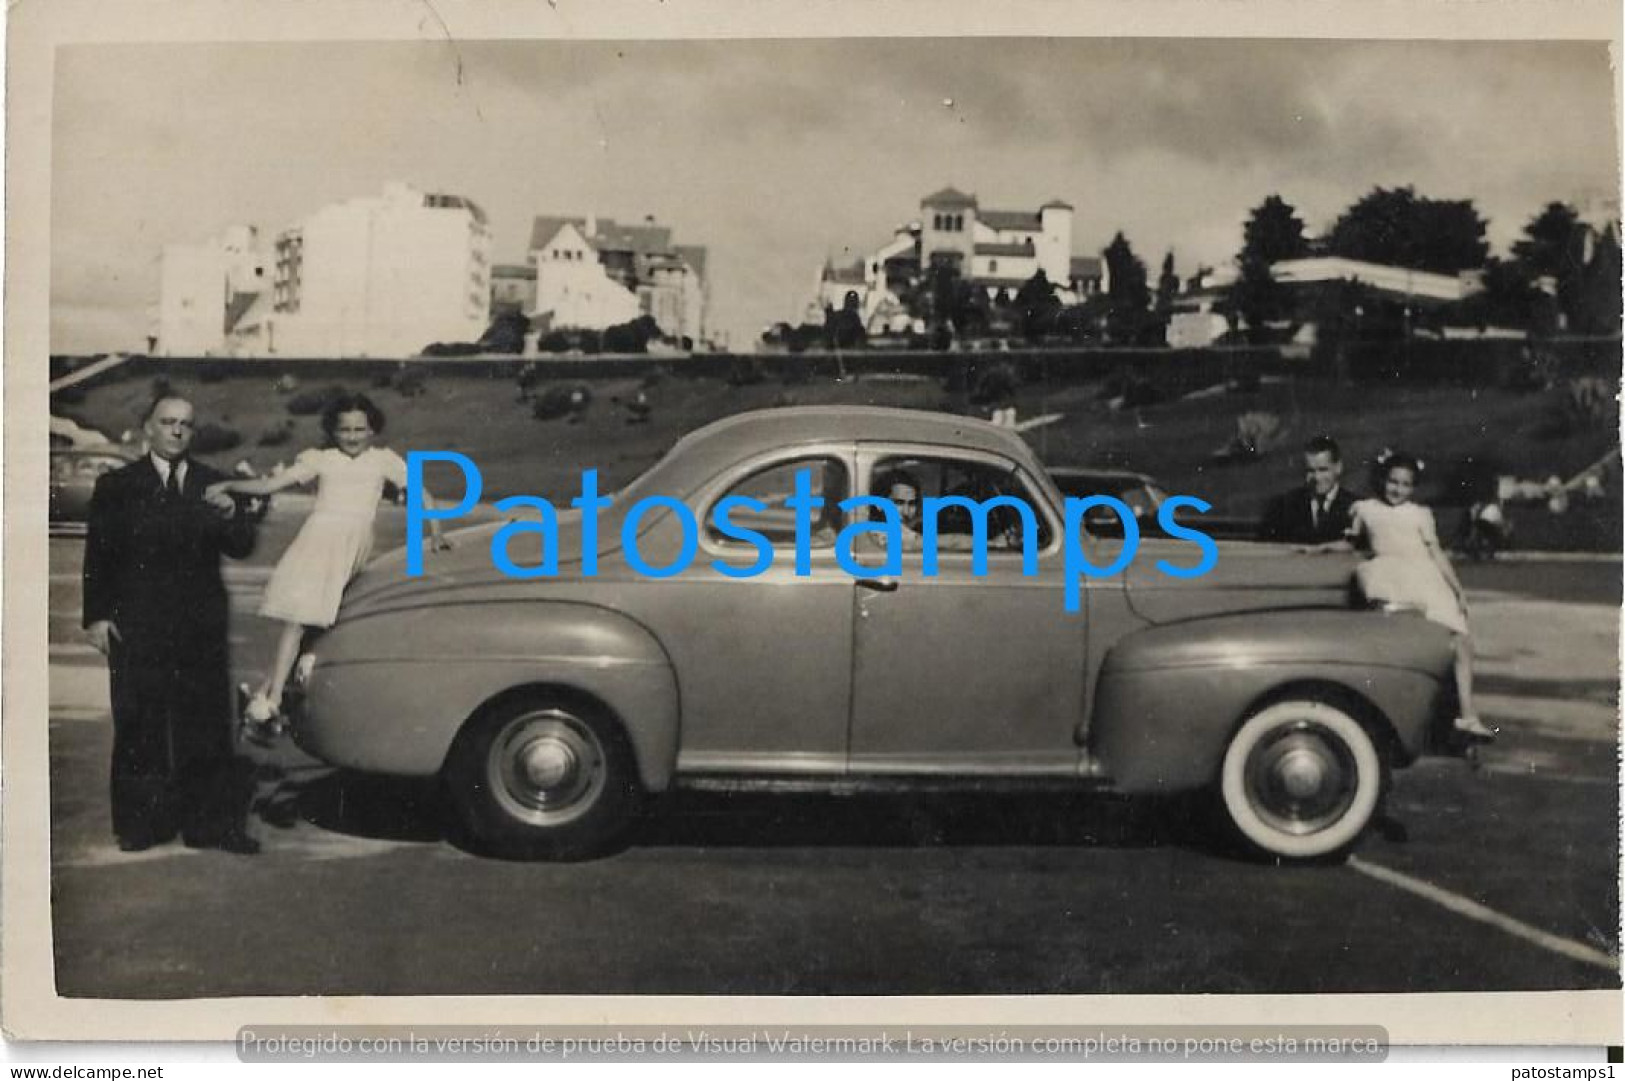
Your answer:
[1260,434,1358,545]
[82,394,261,854]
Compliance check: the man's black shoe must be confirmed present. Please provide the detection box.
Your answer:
[183,832,261,856]
[117,837,158,853]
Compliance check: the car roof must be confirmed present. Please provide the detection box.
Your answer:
[1048,465,1155,484]
[52,443,136,458]
[656,407,1046,488]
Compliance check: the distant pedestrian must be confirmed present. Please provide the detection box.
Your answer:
[82,394,261,854]
[206,393,452,740]
[1260,434,1358,545]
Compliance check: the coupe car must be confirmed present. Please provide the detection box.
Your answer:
[292,407,1464,863]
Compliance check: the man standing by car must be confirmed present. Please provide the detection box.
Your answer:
[82,395,261,854]
[1260,435,1358,545]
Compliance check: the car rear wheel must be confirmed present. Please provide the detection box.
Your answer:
[1218,699,1386,862]
[444,693,641,860]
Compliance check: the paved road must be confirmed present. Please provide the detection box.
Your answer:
[43,533,1621,997]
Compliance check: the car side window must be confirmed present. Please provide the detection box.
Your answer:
[706,456,847,548]
[870,455,1053,552]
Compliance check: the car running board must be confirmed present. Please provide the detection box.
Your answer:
[677,768,1115,798]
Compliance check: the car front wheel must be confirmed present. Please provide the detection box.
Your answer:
[1218,699,1386,862]
[444,693,641,860]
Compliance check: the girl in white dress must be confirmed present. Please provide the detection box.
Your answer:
[1316,451,1494,741]
[208,393,450,737]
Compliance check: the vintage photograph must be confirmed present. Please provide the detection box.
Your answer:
[8,6,1621,1043]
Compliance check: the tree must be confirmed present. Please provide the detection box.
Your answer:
[1155,251,1180,315]
[1014,269,1061,342]
[1574,224,1622,336]
[477,311,531,354]
[1453,257,1556,334]
[1512,202,1590,325]
[1241,195,1311,266]
[1228,195,1312,343]
[905,257,982,340]
[1326,186,1488,273]
[823,290,868,350]
[1103,232,1151,344]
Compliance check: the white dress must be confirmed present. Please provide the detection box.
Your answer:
[258,447,409,628]
[1350,499,1469,635]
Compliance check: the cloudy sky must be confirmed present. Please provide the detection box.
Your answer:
[51,38,1619,352]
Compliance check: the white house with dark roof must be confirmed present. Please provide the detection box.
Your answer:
[815,187,1105,331]
[528,214,707,342]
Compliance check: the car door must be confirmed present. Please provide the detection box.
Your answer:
[846,446,1089,775]
[638,446,859,776]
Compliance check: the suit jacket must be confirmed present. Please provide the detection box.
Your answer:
[1259,485,1358,546]
[82,457,257,660]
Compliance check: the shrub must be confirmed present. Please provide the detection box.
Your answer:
[391,366,428,398]
[197,361,232,383]
[285,384,350,416]
[191,422,242,455]
[640,366,667,389]
[969,362,1019,405]
[516,362,544,393]
[274,373,300,394]
[532,383,591,421]
[419,341,482,357]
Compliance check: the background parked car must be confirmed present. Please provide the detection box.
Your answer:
[1047,465,1257,540]
[49,444,137,533]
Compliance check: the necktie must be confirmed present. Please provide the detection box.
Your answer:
[1311,496,1321,528]
[164,464,182,499]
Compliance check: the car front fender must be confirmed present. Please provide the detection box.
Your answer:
[297,600,680,790]
[1089,608,1455,793]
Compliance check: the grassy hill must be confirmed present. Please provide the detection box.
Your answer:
[53,361,1620,549]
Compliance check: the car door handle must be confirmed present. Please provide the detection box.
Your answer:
[858,577,899,593]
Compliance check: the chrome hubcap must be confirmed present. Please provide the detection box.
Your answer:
[1244,721,1358,836]
[488,710,606,827]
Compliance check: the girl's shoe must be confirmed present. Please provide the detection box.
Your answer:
[244,692,279,724]
[240,718,280,748]
[1453,715,1498,742]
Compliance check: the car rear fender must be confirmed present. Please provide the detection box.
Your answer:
[1088,608,1454,793]
[303,601,681,790]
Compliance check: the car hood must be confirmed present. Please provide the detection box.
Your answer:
[1121,539,1360,624]
[338,509,599,617]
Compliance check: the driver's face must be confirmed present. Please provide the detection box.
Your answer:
[888,483,921,528]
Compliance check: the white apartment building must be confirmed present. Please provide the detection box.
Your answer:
[270,183,492,357]
[156,225,272,356]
